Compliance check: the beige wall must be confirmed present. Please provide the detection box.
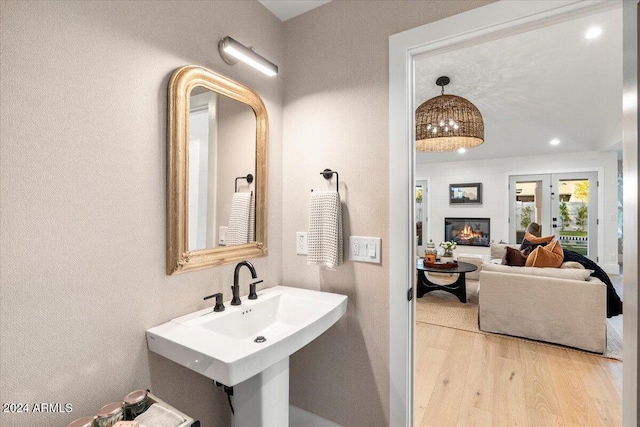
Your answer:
[0,1,501,426]
[282,1,493,425]
[0,1,283,426]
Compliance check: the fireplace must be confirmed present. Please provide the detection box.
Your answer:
[444,217,490,247]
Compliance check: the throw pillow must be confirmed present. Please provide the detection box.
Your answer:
[520,232,554,251]
[546,239,564,258]
[525,239,564,268]
[490,242,521,264]
[490,242,508,263]
[560,261,585,269]
[504,246,532,266]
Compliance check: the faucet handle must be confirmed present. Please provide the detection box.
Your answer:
[249,280,263,300]
[204,292,225,312]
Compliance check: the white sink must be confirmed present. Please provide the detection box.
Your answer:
[146,285,347,387]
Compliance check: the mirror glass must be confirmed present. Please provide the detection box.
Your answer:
[167,65,268,275]
[188,87,256,250]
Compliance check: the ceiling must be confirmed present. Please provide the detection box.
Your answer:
[256,3,622,163]
[414,7,622,164]
[259,0,331,22]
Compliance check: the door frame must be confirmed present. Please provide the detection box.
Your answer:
[388,1,637,426]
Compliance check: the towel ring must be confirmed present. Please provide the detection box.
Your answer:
[311,169,339,192]
[235,174,254,192]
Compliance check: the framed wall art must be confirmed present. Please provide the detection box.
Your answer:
[449,183,482,204]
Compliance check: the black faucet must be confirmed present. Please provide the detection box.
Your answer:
[231,261,258,305]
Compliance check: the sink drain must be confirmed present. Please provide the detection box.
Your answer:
[254,336,266,343]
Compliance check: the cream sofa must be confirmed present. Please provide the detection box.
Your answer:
[478,263,607,353]
[455,253,484,280]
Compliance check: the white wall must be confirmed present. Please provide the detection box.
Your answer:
[417,150,619,271]
[0,1,283,426]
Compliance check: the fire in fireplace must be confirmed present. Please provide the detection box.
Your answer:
[444,217,490,247]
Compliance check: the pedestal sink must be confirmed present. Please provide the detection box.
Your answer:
[146,286,347,426]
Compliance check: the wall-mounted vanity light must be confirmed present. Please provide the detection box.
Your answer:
[218,36,279,77]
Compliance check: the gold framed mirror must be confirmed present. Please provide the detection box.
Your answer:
[167,65,268,275]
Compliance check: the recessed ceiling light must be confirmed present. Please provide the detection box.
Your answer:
[585,26,602,40]
[550,139,560,146]
[458,148,466,154]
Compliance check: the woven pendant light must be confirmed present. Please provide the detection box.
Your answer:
[415,76,484,152]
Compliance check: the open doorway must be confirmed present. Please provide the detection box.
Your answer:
[412,8,622,425]
[389,2,636,426]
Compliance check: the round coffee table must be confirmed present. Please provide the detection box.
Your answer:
[416,259,478,303]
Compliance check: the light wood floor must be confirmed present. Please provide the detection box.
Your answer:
[415,323,623,426]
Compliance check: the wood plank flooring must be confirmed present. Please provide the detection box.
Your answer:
[414,323,622,426]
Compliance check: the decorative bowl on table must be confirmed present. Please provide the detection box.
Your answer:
[424,260,458,269]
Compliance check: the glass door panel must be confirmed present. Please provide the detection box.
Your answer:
[551,172,598,260]
[509,174,551,244]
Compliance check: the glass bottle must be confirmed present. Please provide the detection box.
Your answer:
[95,402,124,427]
[123,389,148,420]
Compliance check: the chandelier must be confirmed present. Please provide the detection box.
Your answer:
[415,76,484,152]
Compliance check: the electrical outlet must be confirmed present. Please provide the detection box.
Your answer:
[352,240,360,256]
[296,232,308,255]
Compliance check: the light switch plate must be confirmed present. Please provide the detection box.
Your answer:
[349,236,381,263]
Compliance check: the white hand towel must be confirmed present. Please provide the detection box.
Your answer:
[135,403,184,427]
[307,191,343,268]
[226,192,252,245]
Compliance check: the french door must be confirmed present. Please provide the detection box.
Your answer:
[509,172,598,261]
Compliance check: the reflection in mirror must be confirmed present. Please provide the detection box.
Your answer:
[188,87,256,250]
[167,65,268,275]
